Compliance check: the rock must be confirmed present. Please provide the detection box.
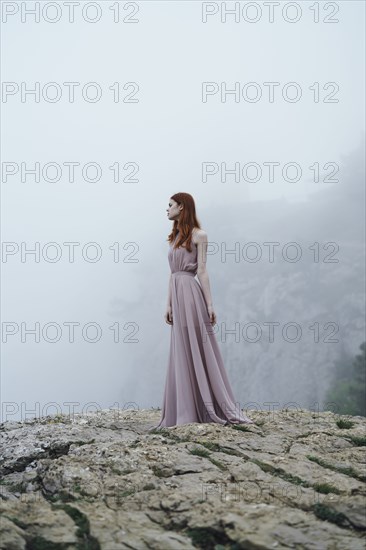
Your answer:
[0,408,365,549]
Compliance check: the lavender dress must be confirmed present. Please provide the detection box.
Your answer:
[151,233,254,429]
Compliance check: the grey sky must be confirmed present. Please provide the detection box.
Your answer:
[1,1,365,421]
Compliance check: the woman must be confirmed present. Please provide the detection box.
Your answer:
[152,192,254,429]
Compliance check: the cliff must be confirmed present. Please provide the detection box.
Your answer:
[0,408,365,549]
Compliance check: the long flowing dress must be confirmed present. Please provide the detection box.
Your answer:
[151,232,254,429]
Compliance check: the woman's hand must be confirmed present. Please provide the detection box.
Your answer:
[207,305,217,326]
[165,306,173,325]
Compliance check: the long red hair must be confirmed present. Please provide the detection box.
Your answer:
[168,192,201,252]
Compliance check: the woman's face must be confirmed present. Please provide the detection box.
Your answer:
[167,199,182,221]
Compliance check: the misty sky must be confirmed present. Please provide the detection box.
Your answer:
[1,1,365,422]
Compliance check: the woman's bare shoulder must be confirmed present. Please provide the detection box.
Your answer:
[192,228,207,244]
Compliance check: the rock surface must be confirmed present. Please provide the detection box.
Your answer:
[0,408,365,549]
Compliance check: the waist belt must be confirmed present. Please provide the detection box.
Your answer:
[172,271,196,277]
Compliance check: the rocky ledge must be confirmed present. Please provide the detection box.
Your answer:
[0,408,365,549]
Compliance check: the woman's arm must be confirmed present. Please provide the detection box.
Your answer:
[195,230,213,308]
[166,274,172,308]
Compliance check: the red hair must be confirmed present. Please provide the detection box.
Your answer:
[168,192,201,252]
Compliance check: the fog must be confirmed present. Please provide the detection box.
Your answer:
[1,1,365,422]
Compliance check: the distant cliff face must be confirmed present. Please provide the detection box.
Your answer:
[0,408,365,549]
